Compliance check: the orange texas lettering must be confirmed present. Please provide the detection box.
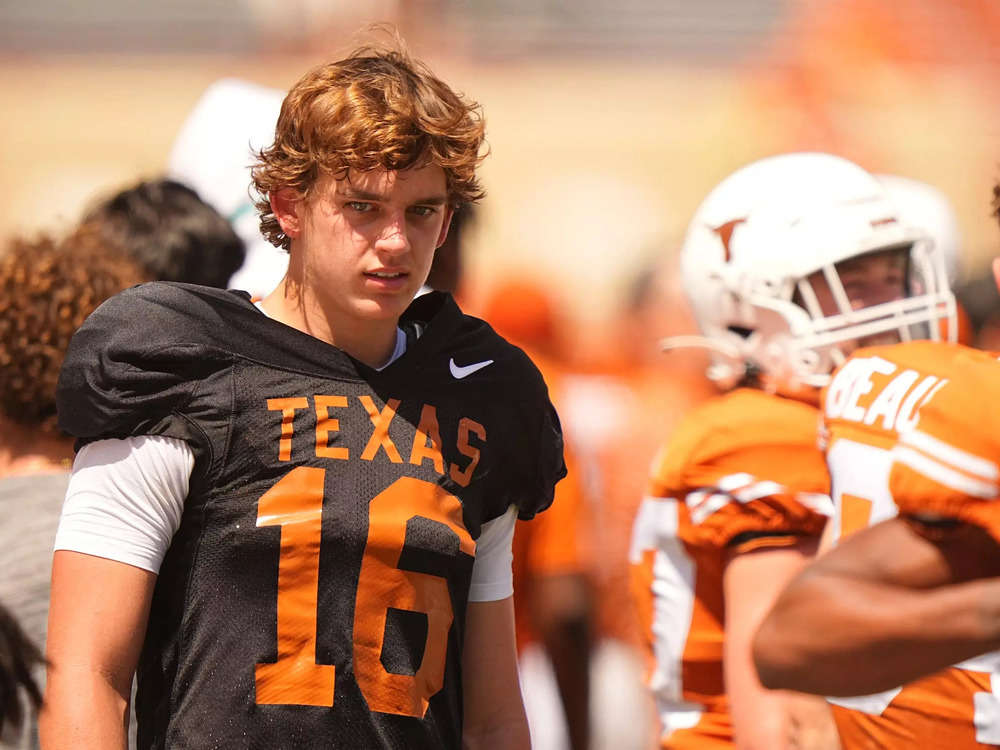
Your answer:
[265,395,486,487]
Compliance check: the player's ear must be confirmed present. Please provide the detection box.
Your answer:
[435,207,455,249]
[993,257,1000,295]
[270,188,303,240]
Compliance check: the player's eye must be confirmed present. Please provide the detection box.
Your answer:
[346,201,373,213]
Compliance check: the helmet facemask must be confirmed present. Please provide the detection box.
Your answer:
[733,240,956,390]
[671,152,959,396]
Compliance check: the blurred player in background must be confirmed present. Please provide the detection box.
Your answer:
[82,178,246,289]
[755,184,1000,749]
[583,261,715,641]
[481,280,595,750]
[43,40,564,750]
[629,152,931,750]
[0,226,147,749]
[422,204,472,297]
[548,260,714,750]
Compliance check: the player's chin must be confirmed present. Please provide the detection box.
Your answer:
[353,292,417,321]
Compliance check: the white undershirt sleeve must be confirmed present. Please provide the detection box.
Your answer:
[54,436,193,573]
[467,504,517,602]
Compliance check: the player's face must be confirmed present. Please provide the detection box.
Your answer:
[293,165,452,323]
[807,246,909,350]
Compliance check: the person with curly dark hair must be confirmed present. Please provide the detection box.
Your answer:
[0,227,147,443]
[0,226,146,749]
[45,38,563,750]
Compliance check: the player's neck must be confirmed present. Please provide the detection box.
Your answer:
[0,417,73,478]
[260,277,400,369]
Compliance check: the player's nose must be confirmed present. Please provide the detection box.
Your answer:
[850,283,904,311]
[374,211,410,255]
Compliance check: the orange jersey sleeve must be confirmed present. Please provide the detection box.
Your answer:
[888,346,1000,540]
[647,388,831,553]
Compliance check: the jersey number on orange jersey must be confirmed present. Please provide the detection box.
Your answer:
[828,440,896,543]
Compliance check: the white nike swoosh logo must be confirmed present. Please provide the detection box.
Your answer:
[449,357,495,379]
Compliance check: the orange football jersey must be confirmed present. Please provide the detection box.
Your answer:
[629,387,831,749]
[821,340,1000,749]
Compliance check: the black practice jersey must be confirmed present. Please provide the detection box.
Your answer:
[57,282,565,750]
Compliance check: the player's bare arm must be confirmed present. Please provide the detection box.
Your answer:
[40,551,155,749]
[724,538,840,750]
[461,597,530,750]
[754,515,1000,696]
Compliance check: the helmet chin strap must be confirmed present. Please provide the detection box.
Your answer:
[659,334,748,390]
[660,333,832,397]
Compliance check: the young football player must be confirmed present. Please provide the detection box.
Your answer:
[628,152,945,749]
[754,187,1000,749]
[41,42,564,750]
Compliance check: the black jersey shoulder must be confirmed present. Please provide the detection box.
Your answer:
[55,281,356,446]
[395,293,567,520]
[395,292,552,402]
[56,282,251,443]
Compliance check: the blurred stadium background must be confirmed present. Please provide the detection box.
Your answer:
[3,4,1000,749]
[3,0,1000,359]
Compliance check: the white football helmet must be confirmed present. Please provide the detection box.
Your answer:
[671,153,956,391]
[877,174,962,284]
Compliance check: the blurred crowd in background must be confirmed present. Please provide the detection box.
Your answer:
[2,1,1000,749]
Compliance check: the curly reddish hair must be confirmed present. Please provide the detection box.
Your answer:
[0,226,147,435]
[251,43,487,250]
